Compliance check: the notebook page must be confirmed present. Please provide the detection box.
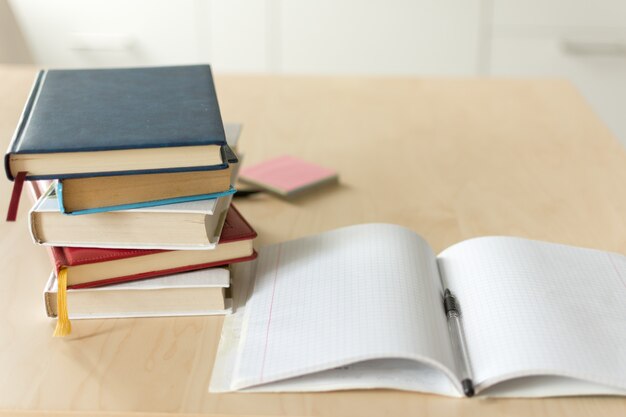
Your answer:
[231,224,458,392]
[438,237,626,394]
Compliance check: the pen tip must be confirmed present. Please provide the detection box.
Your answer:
[462,379,475,397]
[444,289,451,297]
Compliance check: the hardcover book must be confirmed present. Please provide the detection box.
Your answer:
[49,204,257,289]
[44,267,233,319]
[55,122,242,214]
[56,152,236,214]
[210,224,626,397]
[30,183,234,250]
[5,65,230,181]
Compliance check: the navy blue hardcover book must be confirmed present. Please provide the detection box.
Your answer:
[4,65,232,181]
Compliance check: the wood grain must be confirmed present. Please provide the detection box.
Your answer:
[1,65,626,416]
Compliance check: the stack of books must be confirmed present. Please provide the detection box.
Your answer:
[4,65,257,336]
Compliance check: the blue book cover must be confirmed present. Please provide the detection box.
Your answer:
[5,65,231,181]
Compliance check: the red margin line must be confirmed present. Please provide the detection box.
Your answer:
[259,243,282,382]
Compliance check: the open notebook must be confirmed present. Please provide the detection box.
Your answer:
[210,224,626,398]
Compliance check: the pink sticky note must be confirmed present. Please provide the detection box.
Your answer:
[239,155,338,196]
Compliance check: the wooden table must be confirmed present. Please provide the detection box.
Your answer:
[1,65,626,417]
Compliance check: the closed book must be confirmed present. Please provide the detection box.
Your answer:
[5,65,231,181]
[56,122,242,214]
[47,204,257,289]
[44,267,232,319]
[29,183,234,250]
[57,165,235,215]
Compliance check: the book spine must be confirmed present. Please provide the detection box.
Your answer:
[50,246,69,274]
[4,70,46,181]
[28,208,42,244]
[56,181,67,214]
[43,273,56,318]
[43,292,56,318]
[27,180,52,241]
[25,181,61,270]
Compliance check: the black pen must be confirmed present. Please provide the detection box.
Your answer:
[443,289,475,397]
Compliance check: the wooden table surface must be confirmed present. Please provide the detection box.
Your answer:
[1,65,626,417]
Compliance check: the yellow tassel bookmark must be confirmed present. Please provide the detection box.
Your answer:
[53,268,72,337]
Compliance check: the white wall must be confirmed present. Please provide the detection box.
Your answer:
[0,0,32,63]
[4,0,626,145]
[487,0,626,146]
[6,0,483,75]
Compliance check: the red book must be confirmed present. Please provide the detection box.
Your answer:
[27,181,257,289]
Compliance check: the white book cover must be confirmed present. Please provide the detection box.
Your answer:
[44,267,232,319]
[29,185,233,250]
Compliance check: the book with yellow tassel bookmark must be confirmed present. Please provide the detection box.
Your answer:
[52,268,71,337]
[45,267,233,336]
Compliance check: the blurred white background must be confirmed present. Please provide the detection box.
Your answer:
[2,0,626,146]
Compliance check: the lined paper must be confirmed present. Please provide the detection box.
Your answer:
[231,224,457,393]
[439,236,626,393]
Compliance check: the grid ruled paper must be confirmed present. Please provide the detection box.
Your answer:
[231,224,457,391]
[438,237,626,393]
